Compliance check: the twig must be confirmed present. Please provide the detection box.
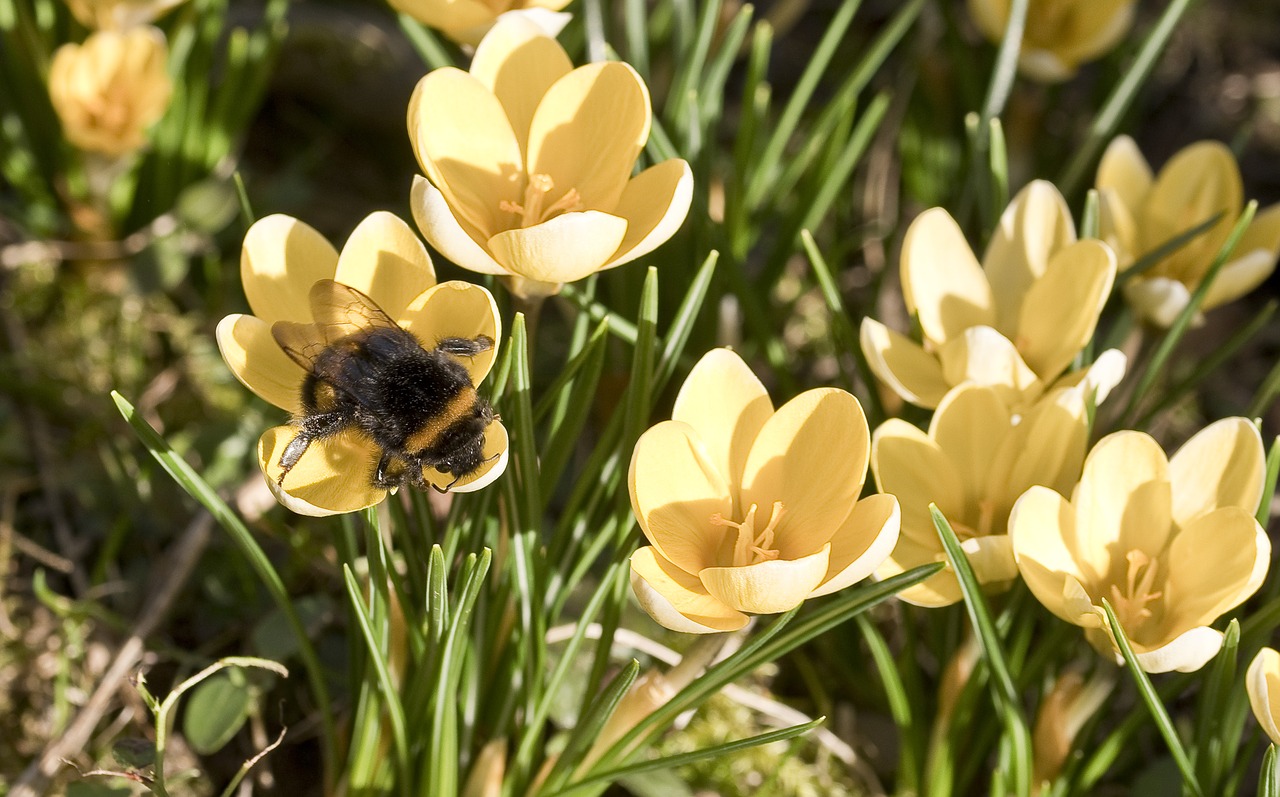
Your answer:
[8,510,214,797]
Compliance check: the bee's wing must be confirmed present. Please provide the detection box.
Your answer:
[309,279,399,341]
[272,320,330,372]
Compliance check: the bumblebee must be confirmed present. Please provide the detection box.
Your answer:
[272,279,496,492]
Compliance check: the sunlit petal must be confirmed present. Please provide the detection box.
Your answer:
[1168,417,1265,527]
[332,211,436,321]
[938,326,1041,404]
[1130,626,1224,674]
[984,180,1075,333]
[1017,240,1116,382]
[859,318,951,408]
[809,493,900,598]
[1009,485,1086,622]
[602,159,694,269]
[1247,648,1280,746]
[1097,135,1153,215]
[258,427,387,517]
[487,211,628,284]
[216,314,305,414]
[699,545,830,614]
[470,14,573,153]
[671,348,773,497]
[1164,508,1269,631]
[241,214,339,323]
[900,208,994,347]
[629,421,732,574]
[399,281,502,384]
[421,420,510,493]
[410,176,509,276]
[630,547,749,633]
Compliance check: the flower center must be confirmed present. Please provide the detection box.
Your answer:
[709,501,785,567]
[950,498,998,541]
[499,173,582,228]
[1108,550,1163,634]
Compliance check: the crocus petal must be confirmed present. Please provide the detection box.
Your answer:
[699,545,830,614]
[216,314,305,414]
[871,419,965,549]
[859,318,951,408]
[469,14,573,153]
[930,384,1012,504]
[487,211,628,284]
[993,384,1088,502]
[1168,417,1265,527]
[875,536,957,608]
[1204,248,1280,311]
[241,214,339,323]
[1142,141,1242,284]
[1017,240,1116,382]
[1164,508,1269,631]
[938,326,1042,405]
[258,426,387,516]
[421,419,509,493]
[409,68,523,238]
[670,348,773,496]
[1075,431,1171,564]
[1247,648,1280,746]
[399,281,501,384]
[629,421,733,575]
[1096,136,1153,219]
[1131,626,1223,674]
[741,389,869,557]
[410,176,509,276]
[900,208,994,348]
[964,534,1019,587]
[332,211,437,321]
[1053,0,1135,64]
[1009,485,1088,623]
[527,61,651,212]
[630,546,749,633]
[602,159,694,269]
[1018,50,1074,83]
[984,180,1076,333]
[389,0,494,36]
[810,493,900,598]
[1052,348,1127,406]
[1123,276,1191,328]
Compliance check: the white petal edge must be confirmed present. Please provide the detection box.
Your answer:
[411,176,509,276]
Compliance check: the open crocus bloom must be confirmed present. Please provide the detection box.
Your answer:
[216,212,508,516]
[1096,136,1280,327]
[861,181,1122,410]
[872,382,1090,607]
[408,15,693,299]
[1010,418,1270,673]
[1248,648,1280,747]
[387,0,570,46]
[628,349,900,633]
[967,0,1136,82]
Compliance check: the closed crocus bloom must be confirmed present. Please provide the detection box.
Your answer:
[1248,648,1280,747]
[388,0,571,46]
[861,181,1122,410]
[628,349,900,633]
[1011,418,1270,673]
[408,16,693,299]
[216,212,508,516]
[872,382,1090,607]
[968,0,1136,82]
[1031,669,1114,787]
[48,27,172,156]
[1096,136,1280,327]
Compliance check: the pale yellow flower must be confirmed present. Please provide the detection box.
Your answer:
[1010,418,1270,673]
[1096,136,1280,327]
[968,0,1136,82]
[63,0,186,30]
[861,181,1122,410]
[388,0,572,46]
[872,382,1090,607]
[408,15,693,299]
[628,349,899,633]
[48,27,172,156]
[1031,668,1114,788]
[1248,648,1280,747]
[216,212,508,516]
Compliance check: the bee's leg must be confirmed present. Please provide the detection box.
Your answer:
[435,335,494,358]
[373,452,408,489]
[278,412,347,484]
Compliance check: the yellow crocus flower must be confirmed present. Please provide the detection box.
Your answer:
[216,212,508,516]
[968,0,1136,82]
[1096,136,1280,327]
[628,349,900,633]
[861,181,1122,410]
[48,27,172,156]
[407,15,693,299]
[872,382,1090,607]
[1010,418,1270,673]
